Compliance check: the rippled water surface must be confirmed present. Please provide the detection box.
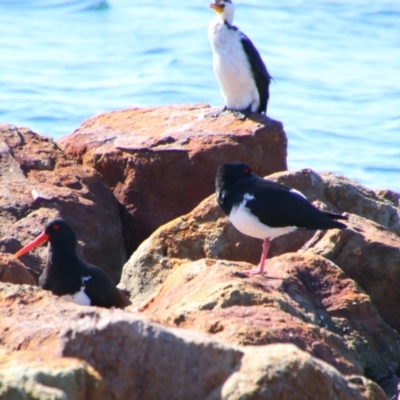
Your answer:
[0,0,399,191]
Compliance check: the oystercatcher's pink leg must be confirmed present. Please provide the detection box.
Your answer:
[243,239,270,276]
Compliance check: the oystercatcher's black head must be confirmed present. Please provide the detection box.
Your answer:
[216,162,254,210]
[44,219,77,249]
[15,218,76,258]
[216,162,253,187]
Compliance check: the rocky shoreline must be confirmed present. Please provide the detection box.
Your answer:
[1,104,399,399]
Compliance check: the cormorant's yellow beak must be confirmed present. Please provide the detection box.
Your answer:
[210,3,224,13]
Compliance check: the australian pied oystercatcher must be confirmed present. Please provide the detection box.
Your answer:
[208,0,272,119]
[216,162,348,276]
[15,219,130,308]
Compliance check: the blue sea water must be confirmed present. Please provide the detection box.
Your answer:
[0,0,399,192]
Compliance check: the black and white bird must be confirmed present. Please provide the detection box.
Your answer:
[208,0,272,119]
[15,219,130,308]
[216,163,347,276]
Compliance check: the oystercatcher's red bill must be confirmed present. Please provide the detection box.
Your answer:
[14,232,49,258]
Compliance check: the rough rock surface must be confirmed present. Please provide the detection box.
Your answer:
[0,282,386,400]
[58,104,288,253]
[221,345,387,400]
[0,253,35,285]
[269,168,400,237]
[1,112,399,399]
[123,253,400,385]
[119,167,400,299]
[118,193,316,305]
[304,213,400,333]
[0,124,126,283]
[0,348,103,400]
[117,166,400,398]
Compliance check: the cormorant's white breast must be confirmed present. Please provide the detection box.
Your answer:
[208,0,271,116]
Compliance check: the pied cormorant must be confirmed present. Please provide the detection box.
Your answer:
[208,0,272,119]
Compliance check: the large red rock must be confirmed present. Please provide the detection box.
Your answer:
[221,345,386,400]
[269,168,400,236]
[304,213,400,333]
[123,253,400,388]
[0,124,126,283]
[58,104,288,253]
[0,254,35,285]
[117,168,400,397]
[116,193,255,300]
[118,193,310,309]
[0,348,103,399]
[0,282,386,400]
[119,167,400,298]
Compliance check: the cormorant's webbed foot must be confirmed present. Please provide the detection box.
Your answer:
[205,105,253,120]
[205,106,228,118]
[232,105,253,121]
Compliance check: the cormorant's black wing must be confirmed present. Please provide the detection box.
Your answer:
[240,32,271,113]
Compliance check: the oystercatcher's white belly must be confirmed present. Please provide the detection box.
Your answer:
[230,194,296,240]
[60,276,91,306]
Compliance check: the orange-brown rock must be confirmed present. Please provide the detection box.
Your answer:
[0,124,126,283]
[116,166,400,397]
[58,104,287,253]
[304,213,400,333]
[0,348,103,399]
[134,254,400,387]
[119,167,400,302]
[223,344,387,400]
[118,193,317,308]
[0,282,386,400]
[0,253,35,285]
[118,194,257,307]
[269,168,400,236]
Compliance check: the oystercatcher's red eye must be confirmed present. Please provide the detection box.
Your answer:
[243,168,250,174]
[53,225,60,231]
